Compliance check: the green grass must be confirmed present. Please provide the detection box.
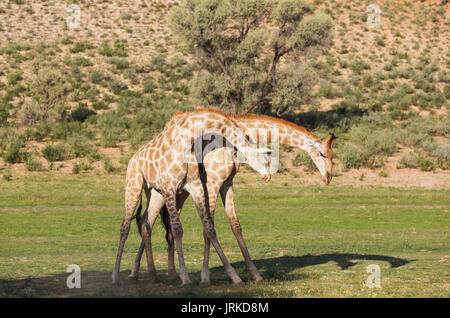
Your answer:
[0,172,449,297]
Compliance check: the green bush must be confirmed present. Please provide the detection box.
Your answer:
[42,144,68,162]
[68,135,95,157]
[103,156,116,173]
[70,107,96,122]
[89,70,104,84]
[2,132,26,164]
[25,156,43,171]
[19,67,70,125]
[7,71,23,86]
[97,111,129,147]
[143,77,156,94]
[444,85,450,99]
[109,57,131,70]
[337,143,366,169]
[399,151,420,168]
[109,80,128,95]
[350,125,398,156]
[292,151,316,171]
[98,40,128,57]
[0,104,8,126]
[70,41,93,53]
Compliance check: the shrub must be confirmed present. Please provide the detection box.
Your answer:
[89,70,104,84]
[92,100,109,110]
[70,107,96,122]
[103,156,116,173]
[109,80,128,95]
[444,85,450,99]
[20,68,70,125]
[97,111,129,147]
[0,104,8,126]
[109,57,130,70]
[68,135,95,157]
[317,83,341,99]
[142,77,156,94]
[399,151,419,168]
[7,71,23,86]
[98,40,128,57]
[292,151,316,171]
[350,125,398,156]
[42,144,68,162]
[2,170,12,181]
[350,58,370,75]
[421,139,450,160]
[25,156,43,171]
[337,143,366,169]
[72,163,80,174]
[2,132,26,164]
[70,41,92,53]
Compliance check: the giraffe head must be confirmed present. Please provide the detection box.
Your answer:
[308,133,336,185]
[245,147,272,182]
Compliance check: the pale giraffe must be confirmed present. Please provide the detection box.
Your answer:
[129,112,336,284]
[112,109,272,285]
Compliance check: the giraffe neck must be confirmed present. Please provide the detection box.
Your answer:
[233,115,320,152]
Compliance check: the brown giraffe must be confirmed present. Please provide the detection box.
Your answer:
[112,109,272,285]
[129,112,336,284]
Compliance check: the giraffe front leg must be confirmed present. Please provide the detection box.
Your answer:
[129,238,145,280]
[164,190,191,286]
[200,186,219,285]
[112,175,143,284]
[165,190,189,281]
[220,184,262,282]
[130,188,165,281]
[191,191,243,286]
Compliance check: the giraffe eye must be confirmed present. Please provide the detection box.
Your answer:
[319,151,326,158]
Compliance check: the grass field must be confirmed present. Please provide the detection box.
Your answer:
[0,171,449,298]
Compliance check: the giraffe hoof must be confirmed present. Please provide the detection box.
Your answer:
[253,274,263,282]
[127,274,138,281]
[200,279,211,286]
[233,280,245,286]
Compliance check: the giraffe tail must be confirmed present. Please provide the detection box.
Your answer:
[160,204,172,241]
[134,196,144,236]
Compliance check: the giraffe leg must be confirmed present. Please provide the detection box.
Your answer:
[163,190,191,286]
[191,190,243,285]
[165,190,189,280]
[129,188,165,280]
[220,184,262,281]
[129,238,145,280]
[200,185,219,285]
[112,173,144,284]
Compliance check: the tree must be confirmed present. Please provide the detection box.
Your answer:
[19,67,70,125]
[169,0,333,114]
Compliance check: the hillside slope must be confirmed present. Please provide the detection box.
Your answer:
[0,0,449,187]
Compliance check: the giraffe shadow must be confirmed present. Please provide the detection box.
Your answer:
[0,253,411,297]
[206,253,411,282]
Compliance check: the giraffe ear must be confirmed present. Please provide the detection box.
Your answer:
[325,133,336,151]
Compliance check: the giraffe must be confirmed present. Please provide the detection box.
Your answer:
[129,111,336,284]
[112,109,272,285]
